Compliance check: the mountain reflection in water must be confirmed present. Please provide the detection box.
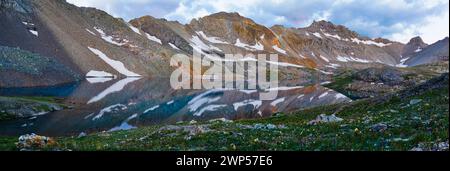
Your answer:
[0,78,350,136]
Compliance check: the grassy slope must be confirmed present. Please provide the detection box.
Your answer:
[1,78,447,151]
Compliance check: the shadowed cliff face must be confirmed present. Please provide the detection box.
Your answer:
[405,37,449,66]
[402,36,428,58]
[0,46,81,87]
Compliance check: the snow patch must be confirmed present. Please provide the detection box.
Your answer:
[336,56,371,63]
[145,33,162,44]
[265,86,304,91]
[88,47,141,77]
[86,70,114,78]
[325,63,341,69]
[320,81,332,85]
[415,48,422,53]
[312,32,322,38]
[317,70,333,75]
[108,113,138,132]
[272,45,287,55]
[235,39,264,51]
[193,105,227,116]
[260,34,265,40]
[188,90,223,112]
[270,97,286,106]
[166,100,174,105]
[239,89,258,94]
[143,105,160,114]
[92,104,127,121]
[266,61,304,68]
[319,55,330,62]
[22,21,34,26]
[233,99,262,111]
[318,92,329,99]
[191,35,222,52]
[196,31,229,44]
[128,25,141,35]
[87,77,141,104]
[299,54,307,59]
[86,29,96,36]
[396,57,410,68]
[86,77,113,84]
[169,43,181,50]
[94,27,127,46]
[351,38,391,47]
[323,33,340,40]
[335,93,347,99]
[29,30,38,36]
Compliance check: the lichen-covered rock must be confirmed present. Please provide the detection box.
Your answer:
[369,123,388,132]
[410,141,449,151]
[0,96,63,121]
[16,133,56,151]
[157,125,212,137]
[308,114,343,125]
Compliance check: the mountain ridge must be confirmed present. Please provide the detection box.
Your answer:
[1,0,448,88]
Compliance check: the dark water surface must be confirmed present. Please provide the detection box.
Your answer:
[0,78,350,136]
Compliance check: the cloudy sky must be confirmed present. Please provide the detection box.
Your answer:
[66,0,449,44]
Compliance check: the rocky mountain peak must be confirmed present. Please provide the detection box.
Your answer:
[188,11,275,46]
[310,20,335,29]
[402,36,428,57]
[373,37,394,44]
[408,36,427,47]
[202,12,246,21]
[307,20,359,39]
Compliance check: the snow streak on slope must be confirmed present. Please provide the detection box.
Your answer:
[235,39,264,51]
[169,43,181,50]
[93,27,126,46]
[87,77,141,104]
[88,47,141,77]
[86,77,113,84]
[272,45,287,54]
[145,33,162,44]
[197,31,229,44]
[86,70,114,77]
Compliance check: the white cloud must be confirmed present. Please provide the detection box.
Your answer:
[417,10,449,44]
[66,0,449,44]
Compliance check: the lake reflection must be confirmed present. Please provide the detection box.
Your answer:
[0,78,350,136]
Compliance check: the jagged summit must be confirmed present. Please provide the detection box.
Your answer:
[405,36,449,66]
[306,20,359,38]
[203,12,244,20]
[402,36,429,57]
[309,20,335,29]
[408,36,427,45]
[190,11,260,28]
[188,11,274,44]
